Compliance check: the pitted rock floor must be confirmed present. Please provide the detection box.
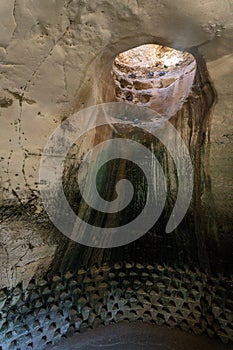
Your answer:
[47,321,232,350]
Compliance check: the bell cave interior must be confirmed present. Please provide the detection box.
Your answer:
[0,1,232,349]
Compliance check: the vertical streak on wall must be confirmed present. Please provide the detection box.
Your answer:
[59,50,217,274]
[171,49,217,271]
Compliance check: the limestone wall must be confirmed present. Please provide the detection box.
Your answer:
[0,1,232,342]
[0,0,232,219]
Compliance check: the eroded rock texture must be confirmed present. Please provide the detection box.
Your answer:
[0,1,232,349]
[0,263,232,349]
[112,44,196,117]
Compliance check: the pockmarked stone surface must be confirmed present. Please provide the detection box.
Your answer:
[0,262,232,349]
[0,1,232,349]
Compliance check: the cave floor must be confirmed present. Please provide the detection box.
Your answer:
[46,321,231,350]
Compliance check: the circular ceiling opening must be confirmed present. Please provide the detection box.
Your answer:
[112,44,197,118]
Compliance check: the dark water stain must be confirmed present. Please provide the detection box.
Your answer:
[50,48,233,278]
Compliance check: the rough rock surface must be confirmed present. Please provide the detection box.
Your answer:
[0,262,232,349]
[0,0,232,293]
[0,220,56,289]
[0,0,232,209]
[112,44,196,117]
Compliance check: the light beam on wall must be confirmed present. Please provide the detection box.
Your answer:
[112,44,197,118]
